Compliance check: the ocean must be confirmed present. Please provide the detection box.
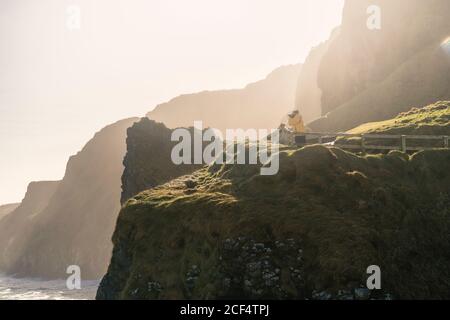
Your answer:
[0,274,99,300]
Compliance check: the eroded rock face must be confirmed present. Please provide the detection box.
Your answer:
[295,28,339,123]
[216,237,305,299]
[308,0,450,131]
[121,118,204,204]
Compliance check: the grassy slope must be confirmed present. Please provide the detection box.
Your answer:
[336,101,450,149]
[348,101,450,135]
[98,145,450,300]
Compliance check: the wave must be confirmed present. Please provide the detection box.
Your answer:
[0,274,99,300]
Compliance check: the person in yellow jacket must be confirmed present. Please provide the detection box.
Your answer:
[287,110,305,133]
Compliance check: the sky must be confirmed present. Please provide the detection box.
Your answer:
[0,0,345,204]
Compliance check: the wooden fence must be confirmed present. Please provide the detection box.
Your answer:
[297,132,450,152]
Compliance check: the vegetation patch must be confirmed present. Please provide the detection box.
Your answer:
[98,145,450,300]
[337,101,450,150]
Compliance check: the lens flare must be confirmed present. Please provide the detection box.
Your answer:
[441,37,450,54]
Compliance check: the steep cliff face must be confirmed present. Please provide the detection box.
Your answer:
[0,117,208,279]
[295,28,339,123]
[97,144,450,300]
[308,0,450,131]
[0,118,138,279]
[121,118,204,204]
[147,65,302,132]
[0,203,19,222]
[0,62,300,279]
[0,181,60,270]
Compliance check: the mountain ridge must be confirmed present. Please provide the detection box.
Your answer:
[147,64,302,132]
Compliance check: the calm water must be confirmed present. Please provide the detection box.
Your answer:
[0,274,99,300]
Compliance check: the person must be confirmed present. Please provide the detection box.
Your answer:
[278,123,294,145]
[288,110,308,146]
[287,110,305,133]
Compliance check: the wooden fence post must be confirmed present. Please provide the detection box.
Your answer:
[361,134,366,153]
[401,135,407,152]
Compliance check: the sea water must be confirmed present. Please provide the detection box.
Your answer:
[0,274,99,300]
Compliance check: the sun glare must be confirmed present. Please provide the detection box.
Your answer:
[441,37,450,55]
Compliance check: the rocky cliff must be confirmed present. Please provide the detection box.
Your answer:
[0,118,138,279]
[0,181,60,271]
[295,28,339,123]
[147,65,302,132]
[0,116,216,279]
[97,142,450,300]
[307,0,450,131]
[0,63,299,279]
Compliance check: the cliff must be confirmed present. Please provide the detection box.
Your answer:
[121,118,205,204]
[307,0,450,131]
[97,143,450,300]
[0,118,138,279]
[0,181,60,271]
[295,28,339,123]
[0,63,299,279]
[147,65,302,132]
[0,116,216,279]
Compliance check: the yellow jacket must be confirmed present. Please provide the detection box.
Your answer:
[288,113,305,133]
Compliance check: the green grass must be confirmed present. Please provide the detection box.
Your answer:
[348,101,450,135]
[336,101,450,150]
[98,145,450,300]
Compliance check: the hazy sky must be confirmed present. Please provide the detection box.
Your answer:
[0,0,344,204]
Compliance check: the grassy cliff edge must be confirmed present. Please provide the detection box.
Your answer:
[98,144,450,300]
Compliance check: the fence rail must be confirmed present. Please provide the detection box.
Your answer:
[297,132,450,152]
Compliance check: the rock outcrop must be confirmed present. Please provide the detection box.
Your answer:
[97,143,450,300]
[121,118,206,204]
